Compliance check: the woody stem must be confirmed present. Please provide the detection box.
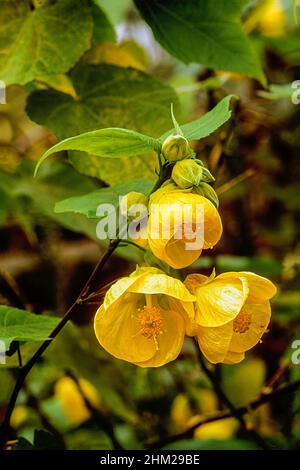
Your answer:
[0,239,120,449]
[193,339,272,450]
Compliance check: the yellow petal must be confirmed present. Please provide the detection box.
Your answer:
[103,275,141,310]
[167,297,196,335]
[103,267,163,309]
[222,350,245,364]
[134,309,185,367]
[194,417,238,440]
[239,272,277,303]
[128,273,195,302]
[201,198,223,249]
[164,237,202,269]
[185,272,216,294]
[196,321,233,363]
[94,299,157,363]
[229,301,271,353]
[193,276,249,327]
[148,190,222,269]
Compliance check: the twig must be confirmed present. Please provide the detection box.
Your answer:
[0,239,120,448]
[216,169,255,195]
[193,339,271,450]
[149,379,300,449]
[0,268,31,310]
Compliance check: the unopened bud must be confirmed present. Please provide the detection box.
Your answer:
[120,192,148,216]
[194,183,219,208]
[172,159,203,189]
[200,166,215,183]
[161,134,193,162]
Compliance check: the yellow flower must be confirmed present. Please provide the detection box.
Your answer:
[10,406,29,429]
[193,416,238,440]
[185,271,277,364]
[54,376,101,425]
[94,267,195,367]
[148,183,222,269]
[244,0,286,37]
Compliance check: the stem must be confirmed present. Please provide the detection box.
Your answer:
[193,339,271,450]
[0,163,168,448]
[149,379,300,449]
[0,239,120,448]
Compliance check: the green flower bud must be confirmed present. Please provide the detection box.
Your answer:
[120,191,148,216]
[194,182,219,208]
[200,166,215,183]
[171,159,203,189]
[161,134,192,162]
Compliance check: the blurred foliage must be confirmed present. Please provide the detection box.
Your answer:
[0,0,300,451]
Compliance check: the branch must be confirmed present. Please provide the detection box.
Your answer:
[193,340,271,450]
[149,379,300,449]
[0,239,120,448]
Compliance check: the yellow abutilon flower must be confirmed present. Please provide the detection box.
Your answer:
[94,267,195,367]
[148,183,222,269]
[184,271,277,364]
[54,376,101,425]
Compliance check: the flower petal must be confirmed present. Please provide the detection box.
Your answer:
[229,301,271,353]
[223,350,245,364]
[197,321,233,363]
[165,237,202,269]
[194,276,249,327]
[94,298,157,363]
[134,309,185,367]
[239,272,277,303]
[128,273,195,302]
[167,298,196,335]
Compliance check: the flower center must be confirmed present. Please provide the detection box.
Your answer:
[138,306,164,348]
[233,312,252,334]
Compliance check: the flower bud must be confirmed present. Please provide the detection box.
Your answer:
[171,159,203,189]
[120,191,148,216]
[161,134,192,162]
[200,166,215,183]
[194,183,219,208]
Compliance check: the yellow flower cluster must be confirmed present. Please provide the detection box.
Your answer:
[94,161,277,367]
[94,267,276,367]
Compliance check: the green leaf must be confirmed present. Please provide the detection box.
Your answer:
[0,161,99,241]
[55,179,153,218]
[134,0,264,82]
[0,306,59,350]
[160,95,235,142]
[27,63,178,184]
[34,129,160,177]
[0,0,93,86]
[92,0,116,44]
